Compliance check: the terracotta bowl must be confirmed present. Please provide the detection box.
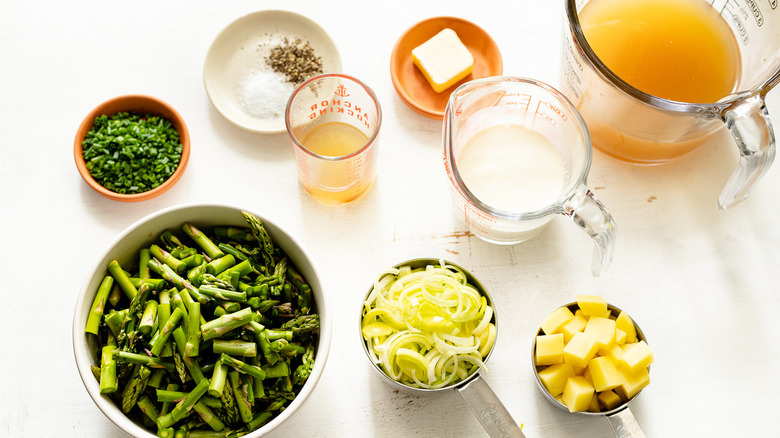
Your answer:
[74,95,190,202]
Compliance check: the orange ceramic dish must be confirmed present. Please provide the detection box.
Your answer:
[74,95,190,202]
[390,17,503,120]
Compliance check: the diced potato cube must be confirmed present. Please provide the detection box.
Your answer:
[615,328,627,346]
[563,331,599,368]
[577,294,609,318]
[562,376,595,412]
[598,390,623,411]
[616,366,650,400]
[615,311,637,344]
[540,306,575,335]
[584,316,616,350]
[588,356,623,392]
[535,333,565,366]
[587,392,601,413]
[537,363,575,396]
[620,340,654,374]
[600,344,625,363]
[561,314,588,343]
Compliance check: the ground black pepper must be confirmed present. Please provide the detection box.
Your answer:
[266,38,323,85]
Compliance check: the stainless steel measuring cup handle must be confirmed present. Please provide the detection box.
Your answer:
[606,407,646,438]
[458,374,526,438]
[718,93,777,210]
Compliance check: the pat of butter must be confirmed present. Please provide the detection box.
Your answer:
[412,28,474,93]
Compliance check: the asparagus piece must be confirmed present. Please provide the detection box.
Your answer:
[150,307,184,357]
[181,253,205,269]
[100,344,118,394]
[281,314,320,335]
[107,259,138,300]
[171,327,205,384]
[139,248,152,279]
[139,300,159,336]
[192,400,225,431]
[241,211,275,272]
[212,340,257,358]
[138,394,160,423]
[185,302,201,357]
[86,275,114,335]
[228,370,253,424]
[219,354,266,380]
[147,369,166,389]
[197,285,247,303]
[214,226,256,241]
[151,244,188,275]
[292,344,315,386]
[182,222,225,260]
[208,361,229,397]
[115,351,175,371]
[121,364,151,413]
[205,254,236,276]
[201,308,254,341]
[158,378,210,428]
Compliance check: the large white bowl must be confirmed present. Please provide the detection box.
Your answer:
[72,203,331,437]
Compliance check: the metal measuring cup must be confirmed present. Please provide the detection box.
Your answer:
[531,302,650,437]
[359,258,525,438]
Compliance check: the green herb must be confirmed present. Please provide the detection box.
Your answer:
[81,112,182,195]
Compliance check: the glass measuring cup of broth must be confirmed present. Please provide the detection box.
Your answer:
[285,74,381,205]
[443,76,617,276]
[561,0,780,209]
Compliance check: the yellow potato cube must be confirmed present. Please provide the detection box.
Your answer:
[540,306,575,335]
[411,28,474,93]
[535,334,565,366]
[537,363,575,396]
[562,376,595,412]
[584,316,616,350]
[620,340,654,374]
[587,392,601,413]
[615,328,627,346]
[563,331,599,368]
[576,294,610,318]
[616,366,650,400]
[598,390,623,411]
[600,344,625,363]
[615,311,637,344]
[588,356,623,392]
[560,314,588,343]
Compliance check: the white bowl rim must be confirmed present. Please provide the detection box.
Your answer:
[72,202,332,437]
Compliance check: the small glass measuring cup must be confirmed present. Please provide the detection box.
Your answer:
[561,0,779,209]
[285,73,381,205]
[443,76,616,276]
[532,302,650,437]
[359,258,526,438]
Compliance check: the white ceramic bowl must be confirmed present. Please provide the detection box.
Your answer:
[72,203,331,437]
[203,10,342,133]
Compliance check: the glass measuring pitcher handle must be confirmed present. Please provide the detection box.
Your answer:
[718,94,777,209]
[562,185,617,276]
[606,407,646,438]
[457,374,526,438]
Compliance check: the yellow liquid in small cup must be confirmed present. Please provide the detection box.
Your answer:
[577,0,741,163]
[299,121,374,204]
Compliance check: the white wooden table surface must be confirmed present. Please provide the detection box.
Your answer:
[1,1,778,436]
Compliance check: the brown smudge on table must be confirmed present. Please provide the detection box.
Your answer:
[648,196,657,202]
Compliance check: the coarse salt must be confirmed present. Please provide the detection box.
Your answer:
[237,69,295,119]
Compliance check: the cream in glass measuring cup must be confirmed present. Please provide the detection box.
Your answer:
[285,73,381,205]
[561,0,780,209]
[443,76,617,276]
